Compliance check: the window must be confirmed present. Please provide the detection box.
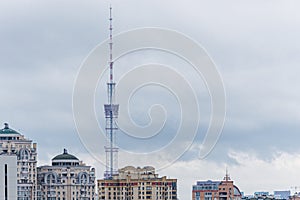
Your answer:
[19,148,30,160]
[45,173,57,184]
[5,164,7,200]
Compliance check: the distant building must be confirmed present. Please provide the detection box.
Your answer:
[243,195,255,199]
[37,149,96,199]
[242,195,274,200]
[254,192,270,197]
[0,154,17,200]
[192,172,242,200]
[97,166,177,200]
[0,123,38,200]
[242,191,291,200]
[274,191,290,200]
[289,193,300,200]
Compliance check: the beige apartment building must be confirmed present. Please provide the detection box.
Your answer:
[37,149,96,200]
[98,166,177,200]
[0,123,38,200]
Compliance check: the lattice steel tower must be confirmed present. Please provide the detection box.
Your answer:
[104,6,119,179]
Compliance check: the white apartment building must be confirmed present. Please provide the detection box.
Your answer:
[37,149,96,200]
[0,154,17,200]
[0,123,38,200]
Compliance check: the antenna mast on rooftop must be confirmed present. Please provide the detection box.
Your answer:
[224,167,231,181]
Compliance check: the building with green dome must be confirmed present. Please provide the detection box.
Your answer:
[0,123,38,200]
[37,149,96,200]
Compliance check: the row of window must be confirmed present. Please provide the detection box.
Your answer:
[100,195,177,199]
[40,191,94,195]
[100,186,175,191]
[103,191,176,197]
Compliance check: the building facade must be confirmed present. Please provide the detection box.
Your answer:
[192,173,242,200]
[37,149,96,200]
[0,154,17,200]
[274,191,291,200]
[254,192,270,197]
[97,166,177,200]
[242,191,291,200]
[0,123,38,200]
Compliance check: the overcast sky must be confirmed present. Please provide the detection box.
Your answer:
[1,0,300,199]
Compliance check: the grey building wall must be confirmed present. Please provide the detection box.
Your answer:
[0,155,17,200]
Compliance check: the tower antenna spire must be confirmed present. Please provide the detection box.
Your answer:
[104,5,119,180]
[224,167,230,181]
[109,5,113,83]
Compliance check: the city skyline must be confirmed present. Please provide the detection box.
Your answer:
[1,1,300,199]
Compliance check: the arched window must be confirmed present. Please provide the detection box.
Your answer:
[19,148,30,160]
[78,172,89,184]
[45,172,57,184]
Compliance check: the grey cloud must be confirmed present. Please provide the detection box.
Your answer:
[1,0,300,198]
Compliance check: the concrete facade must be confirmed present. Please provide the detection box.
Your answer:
[0,123,37,200]
[0,155,17,200]
[192,173,242,200]
[37,149,96,200]
[98,166,177,200]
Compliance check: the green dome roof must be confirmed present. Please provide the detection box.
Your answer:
[52,149,79,160]
[0,123,21,135]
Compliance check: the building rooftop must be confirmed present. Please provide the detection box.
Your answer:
[52,149,79,161]
[0,123,21,135]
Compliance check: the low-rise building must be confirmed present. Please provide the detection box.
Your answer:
[274,191,291,200]
[254,192,270,197]
[289,193,300,200]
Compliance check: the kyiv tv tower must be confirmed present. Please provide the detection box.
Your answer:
[104,6,119,179]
